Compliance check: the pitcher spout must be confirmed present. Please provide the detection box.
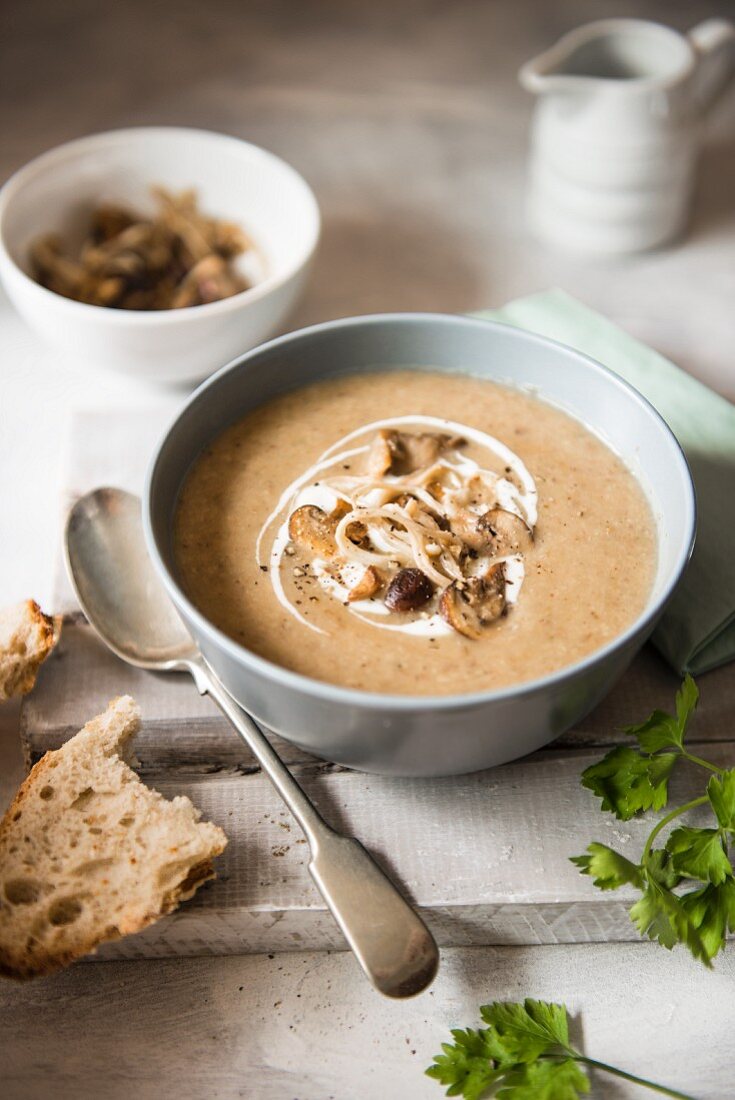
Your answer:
[519,45,579,95]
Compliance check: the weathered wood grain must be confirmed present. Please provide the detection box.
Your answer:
[94,738,734,957]
[20,619,735,958]
[2,942,732,1100]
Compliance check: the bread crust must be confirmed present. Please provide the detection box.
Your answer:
[0,599,61,702]
[0,696,227,980]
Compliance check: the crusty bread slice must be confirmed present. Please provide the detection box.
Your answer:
[0,600,61,702]
[0,695,227,979]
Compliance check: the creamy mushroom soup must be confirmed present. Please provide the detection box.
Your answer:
[174,370,657,695]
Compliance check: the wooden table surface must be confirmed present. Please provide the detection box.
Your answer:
[2,2,735,1098]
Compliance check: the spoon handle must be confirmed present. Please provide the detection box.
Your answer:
[193,659,439,998]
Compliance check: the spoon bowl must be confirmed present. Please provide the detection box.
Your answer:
[66,488,196,669]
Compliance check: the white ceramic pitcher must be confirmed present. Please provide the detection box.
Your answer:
[519,18,735,254]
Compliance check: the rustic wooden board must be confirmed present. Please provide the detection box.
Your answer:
[3,941,732,1100]
[21,409,735,961]
[21,618,735,960]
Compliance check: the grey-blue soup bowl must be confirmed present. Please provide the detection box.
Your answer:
[144,313,695,777]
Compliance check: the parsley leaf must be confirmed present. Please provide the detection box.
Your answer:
[427,1001,586,1100]
[573,676,735,966]
[427,1000,693,1099]
[426,1029,503,1100]
[680,881,735,960]
[625,710,683,754]
[644,848,681,890]
[707,769,735,831]
[582,674,699,821]
[675,674,699,735]
[666,826,733,884]
[581,746,676,820]
[629,878,710,964]
[496,1059,589,1099]
[480,1000,570,1062]
[624,674,698,753]
[570,843,643,891]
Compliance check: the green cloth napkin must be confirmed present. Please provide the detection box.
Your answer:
[477,289,735,677]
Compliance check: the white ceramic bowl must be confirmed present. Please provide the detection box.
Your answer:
[0,128,320,384]
[146,314,696,777]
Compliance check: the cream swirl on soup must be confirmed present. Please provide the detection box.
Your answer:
[256,416,538,639]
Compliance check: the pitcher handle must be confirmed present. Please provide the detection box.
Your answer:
[688,18,735,113]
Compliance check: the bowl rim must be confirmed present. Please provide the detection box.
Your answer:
[143,311,697,710]
[0,125,321,324]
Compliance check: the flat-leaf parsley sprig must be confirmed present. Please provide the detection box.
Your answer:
[426,998,693,1099]
[572,675,735,965]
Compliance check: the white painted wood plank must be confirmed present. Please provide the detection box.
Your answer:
[20,730,730,959]
[142,737,734,952]
[1,942,731,1099]
[19,599,735,960]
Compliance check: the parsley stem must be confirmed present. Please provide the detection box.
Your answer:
[641,796,709,866]
[574,1056,696,1099]
[681,750,725,775]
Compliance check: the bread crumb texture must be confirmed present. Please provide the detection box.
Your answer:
[0,600,61,702]
[0,696,227,979]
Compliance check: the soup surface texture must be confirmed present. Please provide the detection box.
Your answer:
[174,370,657,695]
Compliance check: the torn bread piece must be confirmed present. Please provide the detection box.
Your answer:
[0,600,61,703]
[0,696,227,980]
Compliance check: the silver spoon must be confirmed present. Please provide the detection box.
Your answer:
[65,487,439,998]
